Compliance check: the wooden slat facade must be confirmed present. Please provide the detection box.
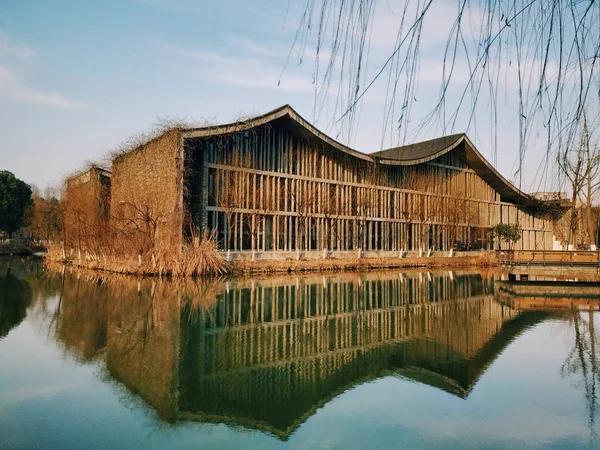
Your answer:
[184,123,555,252]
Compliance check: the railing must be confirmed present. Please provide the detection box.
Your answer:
[497,250,600,267]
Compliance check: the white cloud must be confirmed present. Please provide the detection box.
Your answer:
[155,38,317,93]
[0,28,83,108]
[0,30,35,59]
[417,59,472,85]
[224,34,275,57]
[153,39,258,66]
[0,66,85,108]
[211,69,313,92]
[369,0,486,51]
[154,39,222,61]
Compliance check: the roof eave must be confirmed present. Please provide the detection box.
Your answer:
[182,105,374,162]
[372,134,465,165]
[461,135,539,207]
[182,104,292,139]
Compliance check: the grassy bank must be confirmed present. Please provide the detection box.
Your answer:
[45,242,228,277]
[46,244,498,277]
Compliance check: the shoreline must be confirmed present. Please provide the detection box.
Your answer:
[43,252,498,277]
[0,244,42,257]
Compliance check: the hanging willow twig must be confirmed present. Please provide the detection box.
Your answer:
[284,0,600,194]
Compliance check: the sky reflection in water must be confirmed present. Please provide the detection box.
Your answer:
[0,258,599,449]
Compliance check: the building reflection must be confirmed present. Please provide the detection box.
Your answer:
[45,269,550,439]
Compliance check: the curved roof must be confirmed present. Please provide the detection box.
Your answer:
[372,133,539,206]
[183,104,372,161]
[183,105,539,206]
[371,133,466,164]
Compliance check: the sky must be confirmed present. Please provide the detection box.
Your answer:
[0,0,574,194]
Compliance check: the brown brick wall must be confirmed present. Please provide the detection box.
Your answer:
[64,168,111,252]
[110,130,183,251]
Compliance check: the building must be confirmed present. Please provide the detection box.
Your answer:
[64,166,111,252]
[531,191,568,202]
[51,270,551,438]
[109,105,562,254]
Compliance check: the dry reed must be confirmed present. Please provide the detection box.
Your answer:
[46,232,228,277]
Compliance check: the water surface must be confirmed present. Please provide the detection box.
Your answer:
[1,258,599,449]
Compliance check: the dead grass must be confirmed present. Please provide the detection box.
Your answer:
[46,243,496,277]
[46,236,228,277]
[169,238,229,277]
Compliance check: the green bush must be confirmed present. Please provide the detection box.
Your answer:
[493,223,522,248]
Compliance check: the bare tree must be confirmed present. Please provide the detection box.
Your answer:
[114,200,165,266]
[321,182,341,256]
[239,172,272,259]
[443,193,468,251]
[215,152,252,256]
[291,179,316,259]
[558,118,600,248]
[400,167,445,253]
[581,123,600,246]
[29,184,63,245]
[350,161,385,256]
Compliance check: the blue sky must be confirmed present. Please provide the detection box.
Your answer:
[0,0,564,193]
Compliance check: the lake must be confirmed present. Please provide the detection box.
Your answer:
[1,257,599,449]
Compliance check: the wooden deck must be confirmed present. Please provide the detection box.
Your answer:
[497,295,600,312]
[496,279,600,311]
[498,250,600,267]
[497,280,600,297]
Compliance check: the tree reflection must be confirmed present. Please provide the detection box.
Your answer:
[0,267,32,338]
[561,310,600,443]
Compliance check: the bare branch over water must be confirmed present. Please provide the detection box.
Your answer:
[285,0,600,193]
